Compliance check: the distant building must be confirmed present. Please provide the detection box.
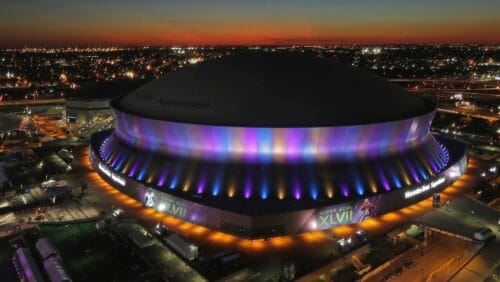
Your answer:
[36,238,72,282]
[65,98,109,125]
[12,247,45,282]
[36,238,59,260]
[65,80,147,125]
[43,256,71,282]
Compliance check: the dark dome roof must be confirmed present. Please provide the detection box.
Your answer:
[112,53,435,127]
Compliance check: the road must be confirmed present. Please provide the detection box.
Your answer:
[451,239,499,282]
[297,243,370,282]
[363,192,500,282]
[393,195,500,282]
[0,98,65,107]
[389,234,470,282]
[437,107,499,122]
[31,115,69,140]
[447,197,500,282]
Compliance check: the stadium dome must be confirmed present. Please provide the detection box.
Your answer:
[90,53,467,238]
[110,54,440,163]
[113,53,435,127]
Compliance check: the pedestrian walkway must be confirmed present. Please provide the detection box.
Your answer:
[16,201,100,223]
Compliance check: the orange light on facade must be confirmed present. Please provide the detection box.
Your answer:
[81,146,480,257]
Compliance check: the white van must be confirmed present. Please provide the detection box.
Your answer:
[474,227,495,242]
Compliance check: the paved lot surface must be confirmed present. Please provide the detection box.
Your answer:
[15,200,100,223]
[388,235,470,282]
[406,195,500,281]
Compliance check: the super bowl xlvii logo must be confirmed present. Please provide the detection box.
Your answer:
[318,204,353,228]
[144,188,156,208]
[144,188,187,218]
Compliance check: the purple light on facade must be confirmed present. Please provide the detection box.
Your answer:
[414,149,431,175]
[113,109,436,163]
[197,171,207,194]
[429,152,441,172]
[128,159,140,178]
[243,128,258,161]
[341,183,349,197]
[157,167,169,187]
[431,150,445,171]
[110,153,120,168]
[286,128,304,160]
[411,152,430,180]
[106,148,118,166]
[115,149,129,171]
[377,166,391,191]
[404,157,420,183]
[440,149,448,168]
[96,102,452,203]
[102,138,115,160]
[102,146,112,161]
[423,149,439,173]
[244,172,252,199]
[244,189,251,199]
[293,176,301,200]
[432,146,446,169]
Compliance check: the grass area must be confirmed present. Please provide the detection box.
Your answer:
[33,221,140,282]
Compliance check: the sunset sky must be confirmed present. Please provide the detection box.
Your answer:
[1,0,499,46]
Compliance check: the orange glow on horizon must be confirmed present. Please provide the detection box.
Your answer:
[2,20,499,47]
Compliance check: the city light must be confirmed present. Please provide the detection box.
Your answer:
[0,0,498,279]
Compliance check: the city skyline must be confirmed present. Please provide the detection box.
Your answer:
[1,0,500,47]
[0,1,498,279]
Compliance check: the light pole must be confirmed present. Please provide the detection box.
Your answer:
[469,210,475,223]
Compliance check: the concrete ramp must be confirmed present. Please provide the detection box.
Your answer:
[413,195,500,281]
[414,195,499,241]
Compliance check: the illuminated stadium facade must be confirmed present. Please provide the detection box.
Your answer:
[90,53,467,238]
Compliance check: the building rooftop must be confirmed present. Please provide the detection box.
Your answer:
[113,53,435,127]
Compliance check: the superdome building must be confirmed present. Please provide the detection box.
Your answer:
[90,53,467,238]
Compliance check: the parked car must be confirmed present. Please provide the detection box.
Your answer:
[474,227,495,242]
